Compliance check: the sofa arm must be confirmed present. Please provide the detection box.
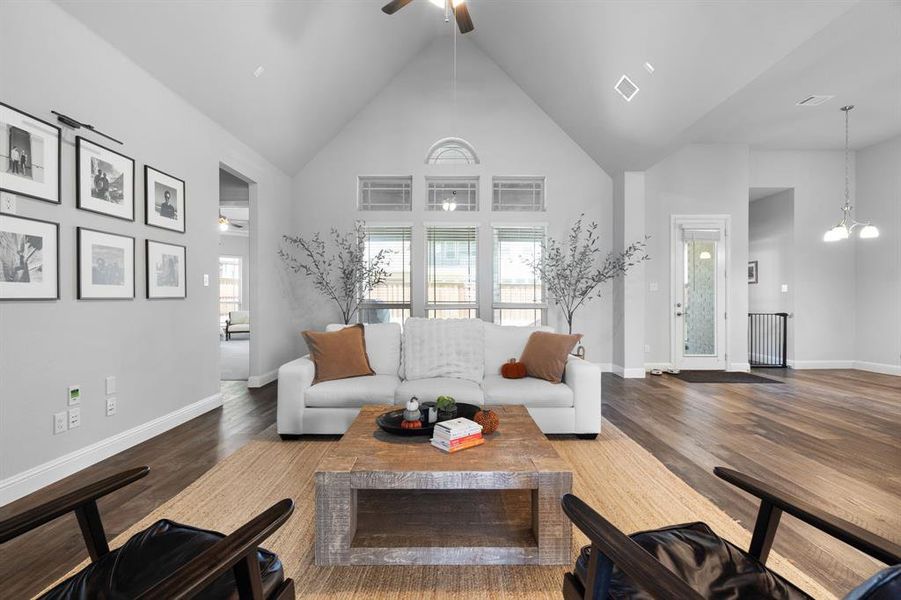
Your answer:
[277,356,315,435]
[565,356,602,435]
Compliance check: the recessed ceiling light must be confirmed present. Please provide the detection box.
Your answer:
[643,62,655,74]
[795,95,834,107]
[253,65,265,78]
[614,75,639,102]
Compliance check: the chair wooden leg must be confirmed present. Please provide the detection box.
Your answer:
[74,500,110,562]
[583,544,614,599]
[233,552,265,600]
[748,499,782,564]
[272,578,295,600]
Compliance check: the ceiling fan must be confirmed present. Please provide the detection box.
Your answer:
[382,0,474,34]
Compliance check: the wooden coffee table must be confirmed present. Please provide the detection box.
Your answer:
[314,405,573,566]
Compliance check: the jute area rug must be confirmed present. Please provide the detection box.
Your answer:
[54,421,833,599]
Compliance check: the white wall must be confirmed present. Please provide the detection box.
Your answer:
[749,150,857,368]
[644,144,750,370]
[748,189,794,362]
[0,0,295,503]
[219,234,250,312]
[290,38,613,360]
[854,136,901,375]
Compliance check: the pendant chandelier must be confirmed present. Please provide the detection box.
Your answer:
[823,105,879,242]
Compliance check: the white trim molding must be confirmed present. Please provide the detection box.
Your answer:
[728,362,751,372]
[611,364,646,378]
[853,361,901,376]
[790,360,855,370]
[247,369,278,388]
[0,393,222,507]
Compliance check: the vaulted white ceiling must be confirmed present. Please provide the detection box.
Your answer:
[56,0,900,176]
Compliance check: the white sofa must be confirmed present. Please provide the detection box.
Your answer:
[277,318,601,438]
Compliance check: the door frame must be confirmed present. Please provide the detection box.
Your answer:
[670,214,730,371]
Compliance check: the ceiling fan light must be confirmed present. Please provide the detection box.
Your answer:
[699,250,712,260]
[859,224,879,239]
[823,225,847,242]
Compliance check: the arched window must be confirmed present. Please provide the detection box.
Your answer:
[425,137,480,165]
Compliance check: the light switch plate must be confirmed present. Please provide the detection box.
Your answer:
[0,192,15,214]
[54,412,68,434]
[203,273,210,287]
[649,282,659,292]
[781,284,789,293]
[68,407,81,429]
[105,376,116,395]
[68,385,81,406]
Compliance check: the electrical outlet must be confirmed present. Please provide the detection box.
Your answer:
[106,396,117,417]
[68,407,81,429]
[645,344,651,353]
[105,376,116,395]
[781,284,789,293]
[203,273,210,287]
[0,192,15,214]
[649,282,659,292]
[68,384,81,406]
[54,412,68,434]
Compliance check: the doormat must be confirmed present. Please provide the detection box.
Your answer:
[668,370,784,383]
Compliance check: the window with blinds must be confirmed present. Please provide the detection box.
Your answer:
[426,226,478,319]
[218,256,242,328]
[426,178,479,211]
[358,176,412,211]
[360,225,412,325]
[492,177,546,212]
[492,226,546,326]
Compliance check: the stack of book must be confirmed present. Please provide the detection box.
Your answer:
[431,417,484,453]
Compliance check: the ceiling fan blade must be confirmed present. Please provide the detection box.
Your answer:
[454,2,474,33]
[382,0,415,15]
[233,222,245,229]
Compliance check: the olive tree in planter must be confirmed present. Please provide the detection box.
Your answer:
[279,221,390,325]
[524,215,649,337]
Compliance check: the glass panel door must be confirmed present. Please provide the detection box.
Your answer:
[683,239,717,356]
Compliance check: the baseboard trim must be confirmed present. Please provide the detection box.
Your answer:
[0,393,223,507]
[611,364,646,378]
[645,362,673,371]
[853,361,901,376]
[791,360,855,370]
[247,369,278,388]
[728,362,751,372]
[597,363,614,373]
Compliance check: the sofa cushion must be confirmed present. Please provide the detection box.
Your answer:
[482,375,573,408]
[520,331,582,383]
[403,318,484,382]
[227,324,250,333]
[483,323,554,376]
[326,322,401,377]
[228,310,249,325]
[305,374,400,408]
[395,377,484,406]
[303,324,374,384]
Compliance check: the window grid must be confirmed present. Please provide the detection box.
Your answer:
[358,176,412,211]
[218,256,242,328]
[493,226,547,326]
[426,225,479,319]
[360,225,412,326]
[492,177,546,212]
[426,178,479,212]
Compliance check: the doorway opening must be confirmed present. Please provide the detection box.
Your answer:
[219,167,251,381]
[671,215,729,371]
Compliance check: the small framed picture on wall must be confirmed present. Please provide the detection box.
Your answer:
[0,102,61,204]
[748,260,758,284]
[76,136,135,221]
[146,239,186,299]
[145,165,185,232]
[0,214,59,300]
[77,227,135,299]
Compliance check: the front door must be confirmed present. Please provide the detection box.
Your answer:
[673,218,727,370]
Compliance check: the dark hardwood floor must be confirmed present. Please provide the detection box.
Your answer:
[1,370,898,598]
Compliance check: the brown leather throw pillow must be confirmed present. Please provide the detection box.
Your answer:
[302,324,374,384]
[519,331,583,384]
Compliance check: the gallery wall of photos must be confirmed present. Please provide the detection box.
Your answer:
[0,101,188,301]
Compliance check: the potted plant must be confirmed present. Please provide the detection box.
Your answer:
[435,395,457,421]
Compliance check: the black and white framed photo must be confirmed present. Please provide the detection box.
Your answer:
[146,239,186,299]
[145,165,185,233]
[0,214,59,300]
[77,227,135,299]
[748,260,758,284]
[0,102,61,204]
[76,136,135,221]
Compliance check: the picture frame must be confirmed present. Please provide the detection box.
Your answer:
[748,260,758,284]
[76,136,135,221]
[0,102,61,204]
[144,165,185,233]
[0,213,59,300]
[77,227,135,300]
[146,239,186,299]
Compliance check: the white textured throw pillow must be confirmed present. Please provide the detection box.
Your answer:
[402,318,484,382]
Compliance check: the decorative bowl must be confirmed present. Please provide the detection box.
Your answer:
[376,402,480,437]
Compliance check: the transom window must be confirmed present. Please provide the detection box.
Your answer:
[492,177,546,212]
[360,225,412,325]
[492,226,546,326]
[426,225,478,319]
[425,137,480,165]
[358,176,412,211]
[426,177,479,212]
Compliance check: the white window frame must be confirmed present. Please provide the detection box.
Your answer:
[359,224,412,324]
[425,223,480,319]
[218,255,242,326]
[491,224,547,326]
[425,176,479,212]
[357,176,413,211]
[492,176,547,212]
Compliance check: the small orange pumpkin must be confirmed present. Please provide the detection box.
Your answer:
[400,419,422,429]
[500,358,527,379]
[474,409,499,434]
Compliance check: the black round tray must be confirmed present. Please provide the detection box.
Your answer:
[376,402,481,437]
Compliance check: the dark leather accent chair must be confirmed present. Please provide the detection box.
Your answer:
[0,467,295,599]
[562,467,901,600]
